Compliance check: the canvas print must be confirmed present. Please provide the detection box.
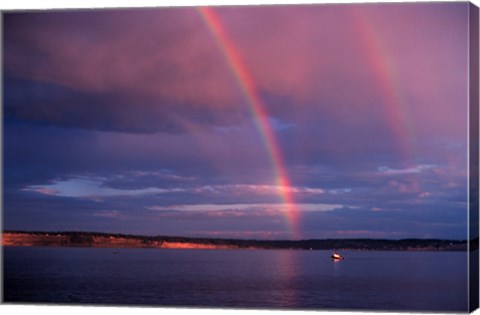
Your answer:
[2,1,479,313]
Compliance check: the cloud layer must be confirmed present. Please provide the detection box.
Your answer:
[3,2,471,239]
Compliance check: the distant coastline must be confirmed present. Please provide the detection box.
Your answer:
[2,230,475,251]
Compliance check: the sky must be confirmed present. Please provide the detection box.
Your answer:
[2,2,472,240]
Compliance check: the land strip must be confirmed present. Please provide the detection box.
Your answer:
[2,231,473,251]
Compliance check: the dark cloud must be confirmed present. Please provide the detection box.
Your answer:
[4,76,247,134]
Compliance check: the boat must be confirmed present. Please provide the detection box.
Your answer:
[331,251,344,260]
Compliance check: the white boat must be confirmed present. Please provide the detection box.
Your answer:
[331,251,344,260]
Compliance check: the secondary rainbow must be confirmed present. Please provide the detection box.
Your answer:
[197,7,301,239]
[351,7,414,166]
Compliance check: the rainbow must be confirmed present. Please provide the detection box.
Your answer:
[197,7,301,239]
[350,7,414,166]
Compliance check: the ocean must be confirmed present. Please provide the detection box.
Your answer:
[2,246,469,312]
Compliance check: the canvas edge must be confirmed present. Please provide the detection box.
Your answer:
[469,1,480,313]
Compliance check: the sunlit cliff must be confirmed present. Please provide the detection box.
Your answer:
[2,232,240,250]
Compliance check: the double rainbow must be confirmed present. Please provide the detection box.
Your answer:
[197,6,414,239]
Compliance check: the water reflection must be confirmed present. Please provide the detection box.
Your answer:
[331,251,344,276]
[272,249,299,307]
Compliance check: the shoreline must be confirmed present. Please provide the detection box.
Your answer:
[2,230,473,251]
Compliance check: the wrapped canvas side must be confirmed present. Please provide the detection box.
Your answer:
[469,2,479,313]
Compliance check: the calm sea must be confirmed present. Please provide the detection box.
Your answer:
[2,247,469,312]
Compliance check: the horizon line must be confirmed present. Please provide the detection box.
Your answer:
[2,229,471,242]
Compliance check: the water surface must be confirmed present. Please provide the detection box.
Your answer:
[3,247,468,311]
